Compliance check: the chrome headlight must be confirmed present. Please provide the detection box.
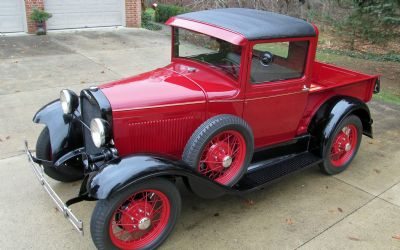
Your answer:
[60,89,79,114]
[90,118,110,148]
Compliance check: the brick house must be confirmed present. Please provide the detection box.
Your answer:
[0,0,141,34]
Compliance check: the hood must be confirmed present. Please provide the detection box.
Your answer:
[99,66,206,112]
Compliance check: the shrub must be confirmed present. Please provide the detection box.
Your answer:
[142,11,162,31]
[30,8,52,23]
[155,4,187,23]
[335,0,400,48]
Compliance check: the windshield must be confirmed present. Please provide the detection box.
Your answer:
[173,27,242,80]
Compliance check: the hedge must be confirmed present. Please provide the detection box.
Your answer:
[155,4,187,23]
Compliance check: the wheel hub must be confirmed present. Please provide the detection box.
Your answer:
[138,217,152,230]
[345,143,351,152]
[222,155,233,168]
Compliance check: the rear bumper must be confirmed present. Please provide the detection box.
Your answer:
[24,141,84,235]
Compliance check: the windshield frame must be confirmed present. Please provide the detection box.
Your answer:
[171,27,244,82]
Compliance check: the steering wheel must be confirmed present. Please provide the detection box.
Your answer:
[221,58,239,76]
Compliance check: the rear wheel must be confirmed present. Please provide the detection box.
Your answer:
[319,115,363,175]
[36,127,82,182]
[91,178,181,250]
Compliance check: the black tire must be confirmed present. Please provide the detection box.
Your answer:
[36,127,82,182]
[182,115,254,186]
[91,178,181,250]
[319,115,363,175]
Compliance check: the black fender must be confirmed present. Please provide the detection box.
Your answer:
[33,100,83,161]
[86,154,230,200]
[309,96,373,154]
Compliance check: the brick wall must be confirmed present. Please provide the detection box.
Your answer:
[125,0,142,28]
[25,0,45,34]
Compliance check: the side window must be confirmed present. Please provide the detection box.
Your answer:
[250,41,309,84]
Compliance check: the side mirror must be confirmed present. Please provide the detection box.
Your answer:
[260,51,274,66]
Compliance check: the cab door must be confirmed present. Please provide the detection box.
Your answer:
[243,39,311,149]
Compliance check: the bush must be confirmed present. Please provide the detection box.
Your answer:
[155,4,187,23]
[142,11,152,26]
[334,0,400,48]
[142,11,162,31]
[30,8,52,23]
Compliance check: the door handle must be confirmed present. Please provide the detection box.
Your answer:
[302,85,310,92]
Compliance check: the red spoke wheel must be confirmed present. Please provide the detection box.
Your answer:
[198,130,247,185]
[91,178,181,250]
[320,115,362,175]
[330,124,358,167]
[183,115,254,187]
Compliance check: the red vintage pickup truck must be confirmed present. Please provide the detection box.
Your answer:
[25,8,380,250]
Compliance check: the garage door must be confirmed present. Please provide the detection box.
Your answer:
[0,0,25,33]
[45,0,124,30]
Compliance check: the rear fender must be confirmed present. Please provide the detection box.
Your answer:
[33,100,83,161]
[86,155,228,200]
[308,96,373,154]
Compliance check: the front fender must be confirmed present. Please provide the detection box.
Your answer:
[33,100,83,160]
[87,155,228,199]
[309,96,373,153]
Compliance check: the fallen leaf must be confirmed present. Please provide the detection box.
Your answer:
[245,199,254,206]
[348,236,360,241]
[286,218,294,225]
[81,80,85,84]
[373,169,381,174]
[392,234,400,240]
[5,136,10,140]
[100,70,105,74]
[338,207,343,213]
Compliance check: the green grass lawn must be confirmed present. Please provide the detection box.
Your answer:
[372,91,400,105]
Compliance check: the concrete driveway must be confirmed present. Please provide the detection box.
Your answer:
[0,28,400,250]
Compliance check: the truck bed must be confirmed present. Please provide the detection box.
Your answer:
[310,61,378,102]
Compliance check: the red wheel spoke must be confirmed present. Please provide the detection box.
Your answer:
[200,160,222,164]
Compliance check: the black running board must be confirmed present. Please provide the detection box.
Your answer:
[235,152,322,192]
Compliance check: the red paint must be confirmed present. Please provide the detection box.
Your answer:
[109,189,171,249]
[198,130,246,185]
[98,16,378,159]
[330,124,358,167]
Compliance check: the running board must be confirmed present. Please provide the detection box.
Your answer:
[236,152,322,191]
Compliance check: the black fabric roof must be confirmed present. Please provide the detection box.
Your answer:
[177,8,316,40]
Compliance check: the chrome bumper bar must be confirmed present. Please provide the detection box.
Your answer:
[24,141,84,236]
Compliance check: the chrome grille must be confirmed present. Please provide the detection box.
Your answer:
[81,95,102,155]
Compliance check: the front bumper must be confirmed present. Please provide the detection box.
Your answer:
[24,141,84,235]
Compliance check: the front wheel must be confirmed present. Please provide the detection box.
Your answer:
[319,115,363,175]
[90,178,181,250]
